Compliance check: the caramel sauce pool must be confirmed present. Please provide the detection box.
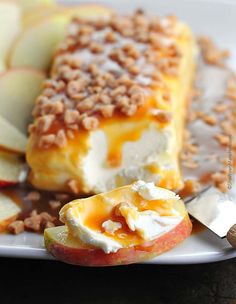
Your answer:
[1,183,76,227]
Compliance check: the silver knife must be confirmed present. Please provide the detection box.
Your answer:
[186,187,236,248]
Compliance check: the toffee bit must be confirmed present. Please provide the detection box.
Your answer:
[198,36,230,66]
[211,172,227,183]
[36,115,55,133]
[99,104,115,118]
[55,193,70,201]
[182,160,199,169]
[104,31,117,43]
[179,179,201,197]
[64,109,79,125]
[24,215,42,232]
[213,103,228,113]
[49,200,62,210]
[55,130,67,148]
[185,143,199,154]
[38,134,56,149]
[202,114,217,126]
[30,209,38,217]
[214,134,230,146]
[225,74,236,101]
[8,221,24,235]
[81,116,99,130]
[67,179,79,194]
[217,181,228,193]
[25,191,41,201]
[40,212,55,222]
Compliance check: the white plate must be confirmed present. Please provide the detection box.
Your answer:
[0,0,236,264]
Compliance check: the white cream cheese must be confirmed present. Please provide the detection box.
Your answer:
[120,206,182,240]
[131,180,180,201]
[62,209,122,254]
[82,123,176,193]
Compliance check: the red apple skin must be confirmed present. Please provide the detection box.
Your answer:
[45,215,192,267]
[0,181,17,187]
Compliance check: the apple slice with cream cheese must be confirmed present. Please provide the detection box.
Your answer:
[45,181,192,266]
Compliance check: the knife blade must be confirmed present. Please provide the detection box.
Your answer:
[186,187,236,241]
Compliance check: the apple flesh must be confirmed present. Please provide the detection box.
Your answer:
[0,68,45,134]
[22,5,63,28]
[8,5,112,71]
[0,1,21,62]
[0,151,25,187]
[45,213,192,266]
[22,4,112,28]
[0,60,5,73]
[0,192,21,232]
[0,116,27,154]
[9,14,68,71]
[19,0,55,13]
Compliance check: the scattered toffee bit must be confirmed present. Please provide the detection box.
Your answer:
[24,191,41,201]
[9,209,57,234]
[29,9,184,148]
[214,133,230,146]
[8,221,24,235]
[54,193,70,201]
[198,36,230,66]
[178,179,202,198]
[67,179,79,194]
[225,73,236,101]
[49,200,62,210]
[213,103,228,113]
[4,185,76,235]
[24,214,42,232]
[181,39,236,194]
[202,114,217,126]
[182,160,199,169]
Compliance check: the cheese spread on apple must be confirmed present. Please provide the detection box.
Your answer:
[59,181,183,254]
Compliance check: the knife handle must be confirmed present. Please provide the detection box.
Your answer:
[227,224,236,249]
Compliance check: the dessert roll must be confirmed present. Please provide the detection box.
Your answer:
[27,9,196,194]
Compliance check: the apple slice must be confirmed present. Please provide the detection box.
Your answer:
[45,215,192,266]
[0,1,21,62]
[9,14,68,71]
[24,4,112,28]
[8,5,112,71]
[0,116,27,154]
[19,0,55,12]
[0,68,45,134]
[0,151,25,187]
[22,5,63,28]
[0,192,21,232]
[0,60,5,73]
[45,187,192,267]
